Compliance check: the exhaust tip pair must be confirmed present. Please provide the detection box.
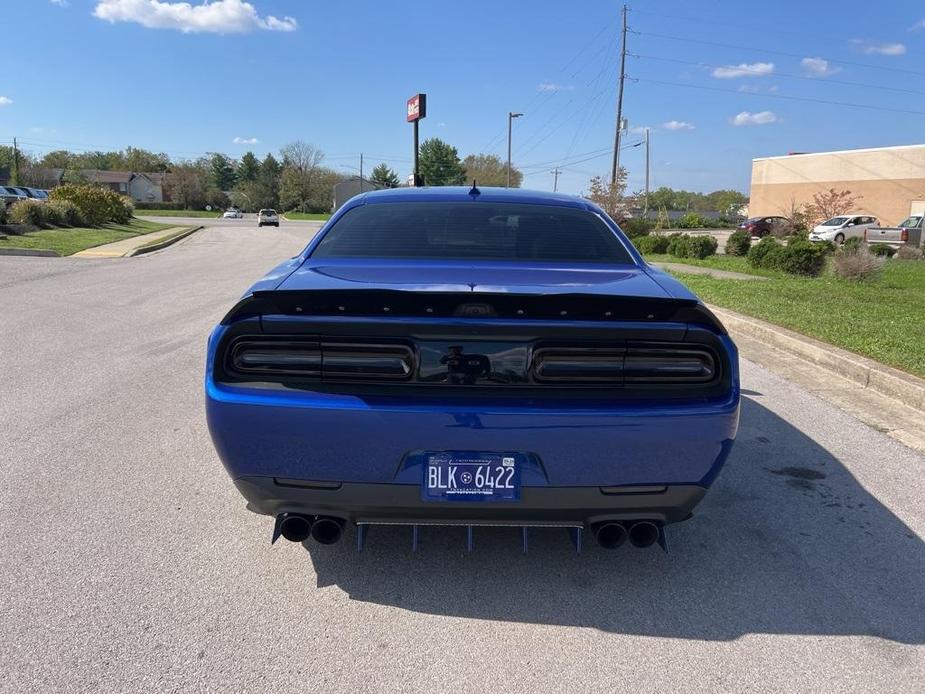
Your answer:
[276,514,345,545]
[592,520,660,549]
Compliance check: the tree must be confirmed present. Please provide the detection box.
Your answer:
[584,170,628,220]
[369,163,400,188]
[209,153,237,191]
[280,141,324,173]
[164,163,208,209]
[237,152,260,182]
[279,167,311,212]
[124,146,170,172]
[804,188,860,227]
[462,153,522,188]
[419,138,466,186]
[38,150,73,169]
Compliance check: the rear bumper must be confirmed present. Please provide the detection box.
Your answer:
[235,476,707,526]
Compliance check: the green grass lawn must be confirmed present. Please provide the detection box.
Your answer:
[283,211,331,221]
[0,218,174,256]
[651,254,925,377]
[135,209,221,218]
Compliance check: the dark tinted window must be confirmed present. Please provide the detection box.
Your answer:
[311,202,633,263]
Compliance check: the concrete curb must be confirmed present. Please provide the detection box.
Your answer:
[0,248,60,257]
[128,226,203,257]
[711,305,925,412]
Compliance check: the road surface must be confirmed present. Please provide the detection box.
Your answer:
[1,220,922,693]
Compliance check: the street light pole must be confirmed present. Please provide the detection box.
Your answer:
[507,112,523,188]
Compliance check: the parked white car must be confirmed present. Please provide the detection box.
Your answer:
[808,215,879,244]
[222,208,243,219]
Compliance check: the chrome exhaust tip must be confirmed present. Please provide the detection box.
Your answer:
[592,522,628,549]
[628,521,660,548]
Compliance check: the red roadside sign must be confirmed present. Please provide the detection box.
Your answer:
[407,94,426,122]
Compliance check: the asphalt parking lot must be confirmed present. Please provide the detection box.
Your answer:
[1,220,922,693]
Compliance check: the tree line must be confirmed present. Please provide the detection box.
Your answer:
[1,138,527,212]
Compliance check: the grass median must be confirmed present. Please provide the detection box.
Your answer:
[283,212,331,221]
[135,209,221,218]
[0,218,174,256]
[647,253,925,377]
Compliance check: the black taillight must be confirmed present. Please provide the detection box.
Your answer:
[532,344,717,385]
[624,347,716,383]
[533,348,625,382]
[227,338,413,380]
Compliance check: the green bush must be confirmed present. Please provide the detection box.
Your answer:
[686,235,718,259]
[41,202,65,227]
[675,212,712,229]
[747,236,784,269]
[46,200,85,227]
[842,237,864,252]
[775,239,829,276]
[633,234,670,254]
[666,233,691,258]
[49,184,134,226]
[0,204,7,225]
[8,199,47,226]
[620,217,653,238]
[725,229,752,256]
[870,244,896,257]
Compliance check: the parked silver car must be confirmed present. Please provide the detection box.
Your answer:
[808,215,879,244]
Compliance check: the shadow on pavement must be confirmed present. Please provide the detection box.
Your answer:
[302,397,924,643]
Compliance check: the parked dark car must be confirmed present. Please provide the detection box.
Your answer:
[206,187,740,554]
[738,215,792,238]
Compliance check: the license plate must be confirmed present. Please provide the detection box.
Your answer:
[422,451,521,502]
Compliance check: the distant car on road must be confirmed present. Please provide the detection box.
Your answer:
[738,216,792,238]
[808,215,879,244]
[257,209,279,227]
[222,208,243,219]
[865,214,924,249]
[206,186,740,554]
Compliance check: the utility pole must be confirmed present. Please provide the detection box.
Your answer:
[551,167,561,192]
[610,4,628,186]
[359,153,364,193]
[507,111,523,187]
[12,137,20,185]
[644,128,650,217]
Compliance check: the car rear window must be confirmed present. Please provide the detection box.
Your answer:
[260,209,276,215]
[311,202,634,263]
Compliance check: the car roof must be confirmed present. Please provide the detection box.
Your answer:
[351,186,596,210]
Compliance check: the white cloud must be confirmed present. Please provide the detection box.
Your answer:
[0,96,12,106]
[662,120,694,131]
[730,111,778,126]
[737,85,759,93]
[537,81,573,92]
[93,0,298,34]
[711,62,774,79]
[629,125,651,134]
[801,57,841,77]
[850,39,906,55]
[50,0,70,6]
[911,19,925,31]
[233,136,259,144]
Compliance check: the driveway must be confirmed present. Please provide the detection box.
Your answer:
[1,221,922,693]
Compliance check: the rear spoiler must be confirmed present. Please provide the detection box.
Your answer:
[220,289,728,335]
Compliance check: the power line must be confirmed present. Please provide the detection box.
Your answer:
[632,53,925,98]
[631,77,925,116]
[636,31,925,78]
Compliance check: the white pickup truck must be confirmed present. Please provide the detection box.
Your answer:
[865,214,924,249]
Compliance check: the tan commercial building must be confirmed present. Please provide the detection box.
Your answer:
[749,144,925,226]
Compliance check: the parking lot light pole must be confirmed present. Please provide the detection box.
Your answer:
[507,112,523,188]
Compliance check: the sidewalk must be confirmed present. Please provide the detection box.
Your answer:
[72,226,196,258]
[651,261,767,281]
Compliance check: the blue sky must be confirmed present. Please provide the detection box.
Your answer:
[2,0,924,195]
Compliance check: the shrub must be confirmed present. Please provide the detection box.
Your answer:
[8,199,47,227]
[686,235,718,259]
[870,244,896,257]
[895,244,923,260]
[775,239,829,276]
[41,202,65,227]
[833,246,885,281]
[725,229,751,256]
[49,184,134,226]
[0,204,7,225]
[46,200,85,227]
[666,233,692,258]
[747,236,782,269]
[620,217,653,238]
[675,212,712,229]
[634,234,670,254]
[842,237,863,252]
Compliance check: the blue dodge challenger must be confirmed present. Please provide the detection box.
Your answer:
[206,187,739,552]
